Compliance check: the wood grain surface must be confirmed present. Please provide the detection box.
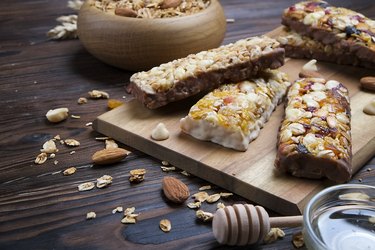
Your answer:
[0,0,374,249]
[93,52,375,215]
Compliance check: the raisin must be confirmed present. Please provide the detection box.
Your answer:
[297,143,309,154]
[345,26,360,37]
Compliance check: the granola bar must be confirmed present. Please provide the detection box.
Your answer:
[277,28,375,69]
[180,70,291,151]
[275,78,352,183]
[282,1,375,67]
[128,36,285,109]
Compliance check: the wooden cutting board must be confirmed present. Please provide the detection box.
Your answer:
[93,28,375,215]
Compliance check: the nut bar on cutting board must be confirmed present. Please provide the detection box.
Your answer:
[275,78,352,183]
[180,69,291,151]
[280,0,375,69]
[128,36,284,109]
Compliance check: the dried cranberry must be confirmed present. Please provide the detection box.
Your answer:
[352,15,365,23]
[345,26,361,37]
[297,143,310,154]
[289,6,296,11]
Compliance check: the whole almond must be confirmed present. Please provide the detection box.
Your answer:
[360,76,375,91]
[161,0,182,9]
[162,176,190,203]
[299,69,324,79]
[114,7,137,17]
[92,148,130,165]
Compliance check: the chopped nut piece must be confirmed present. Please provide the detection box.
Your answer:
[302,59,318,71]
[192,192,209,202]
[112,206,124,214]
[77,97,88,104]
[264,228,285,244]
[49,153,56,159]
[86,211,96,220]
[220,192,233,198]
[71,114,80,119]
[159,219,172,232]
[216,202,225,209]
[88,90,109,99]
[162,176,190,203]
[196,210,213,222]
[92,148,130,165]
[64,139,80,147]
[206,194,221,203]
[187,201,201,209]
[35,152,48,164]
[124,207,136,216]
[105,139,118,149]
[160,166,176,172]
[292,231,304,248]
[339,192,370,201]
[360,76,375,91]
[78,182,95,191]
[46,108,69,123]
[41,139,58,153]
[151,122,169,141]
[129,169,146,183]
[96,175,113,188]
[63,167,77,176]
[199,185,211,191]
[107,99,124,109]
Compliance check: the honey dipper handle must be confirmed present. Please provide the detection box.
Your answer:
[269,215,303,228]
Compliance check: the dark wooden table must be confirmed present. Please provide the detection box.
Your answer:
[1,0,374,249]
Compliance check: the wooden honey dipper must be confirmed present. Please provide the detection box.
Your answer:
[212,204,303,246]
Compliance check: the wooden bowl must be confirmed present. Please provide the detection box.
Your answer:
[77,0,226,71]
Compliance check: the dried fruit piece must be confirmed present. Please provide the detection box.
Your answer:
[206,194,221,203]
[151,123,170,141]
[196,210,213,222]
[63,167,77,176]
[162,176,190,203]
[363,99,375,115]
[78,182,95,191]
[64,139,80,147]
[105,139,118,149]
[264,228,285,244]
[46,108,69,123]
[159,219,172,232]
[86,211,96,219]
[41,139,58,153]
[292,231,305,248]
[107,99,124,109]
[193,192,209,202]
[88,90,109,99]
[129,169,146,183]
[112,206,123,214]
[92,148,130,165]
[35,152,48,164]
[96,175,113,188]
[360,76,375,91]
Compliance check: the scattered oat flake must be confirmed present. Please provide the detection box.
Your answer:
[124,207,136,216]
[108,99,124,109]
[193,192,209,202]
[160,219,171,232]
[180,170,190,176]
[59,140,65,145]
[292,231,304,248]
[71,114,80,119]
[226,18,235,23]
[85,122,93,127]
[63,167,77,176]
[78,182,95,191]
[95,136,110,141]
[206,194,221,203]
[65,139,80,147]
[68,0,84,11]
[53,160,59,165]
[161,166,176,172]
[54,135,61,140]
[41,139,58,153]
[217,202,225,209]
[70,150,76,155]
[161,160,170,166]
[196,210,213,222]
[220,192,233,198]
[88,90,109,99]
[77,97,88,104]
[339,192,370,201]
[112,206,124,214]
[86,211,96,220]
[105,139,118,149]
[96,175,113,188]
[199,185,211,191]
[35,152,48,164]
[121,216,136,224]
[49,153,56,159]
[264,228,285,244]
[187,201,201,209]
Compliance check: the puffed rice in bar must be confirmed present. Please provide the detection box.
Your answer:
[277,28,375,69]
[180,69,291,151]
[128,36,285,109]
[282,1,375,67]
[275,78,352,183]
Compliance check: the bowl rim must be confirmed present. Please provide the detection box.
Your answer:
[82,0,221,22]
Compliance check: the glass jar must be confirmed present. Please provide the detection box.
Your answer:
[303,184,375,250]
